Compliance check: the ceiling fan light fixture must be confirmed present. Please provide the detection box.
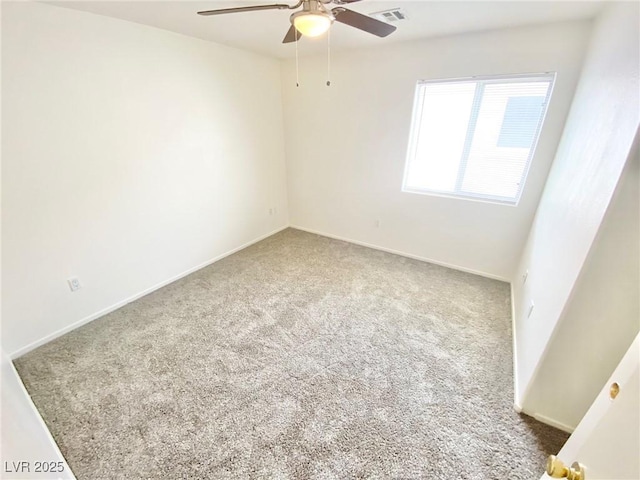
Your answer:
[292,11,333,37]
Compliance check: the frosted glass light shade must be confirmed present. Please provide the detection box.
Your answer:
[293,13,332,37]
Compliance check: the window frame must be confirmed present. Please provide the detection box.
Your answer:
[402,72,556,206]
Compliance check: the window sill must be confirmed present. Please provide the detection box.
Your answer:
[401,187,520,207]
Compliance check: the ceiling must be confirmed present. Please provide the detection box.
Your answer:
[48,0,605,58]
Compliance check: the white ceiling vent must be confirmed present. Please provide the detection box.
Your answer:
[370,8,408,23]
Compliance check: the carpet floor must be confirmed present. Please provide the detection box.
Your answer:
[15,228,568,479]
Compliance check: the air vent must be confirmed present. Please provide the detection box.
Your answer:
[370,8,408,23]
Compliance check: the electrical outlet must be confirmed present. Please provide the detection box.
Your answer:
[68,277,81,292]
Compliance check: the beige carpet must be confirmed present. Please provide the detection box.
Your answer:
[15,228,568,479]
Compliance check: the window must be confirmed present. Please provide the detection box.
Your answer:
[402,73,555,204]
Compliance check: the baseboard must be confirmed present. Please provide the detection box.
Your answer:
[10,225,289,359]
[510,284,522,413]
[6,361,77,479]
[289,225,509,282]
[533,412,575,434]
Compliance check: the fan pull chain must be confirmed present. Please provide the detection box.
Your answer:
[295,28,300,87]
[326,28,331,87]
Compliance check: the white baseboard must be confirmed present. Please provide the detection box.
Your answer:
[289,225,509,282]
[6,361,77,479]
[10,225,289,359]
[533,412,575,434]
[510,284,522,413]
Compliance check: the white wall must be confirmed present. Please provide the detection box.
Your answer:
[281,21,591,280]
[1,2,289,356]
[513,1,640,415]
[526,135,639,431]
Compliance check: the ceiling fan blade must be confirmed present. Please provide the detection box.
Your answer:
[333,0,362,3]
[198,4,291,16]
[282,25,301,43]
[332,8,397,37]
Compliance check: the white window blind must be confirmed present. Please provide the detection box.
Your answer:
[403,74,555,204]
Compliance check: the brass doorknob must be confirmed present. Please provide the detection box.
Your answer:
[546,455,586,480]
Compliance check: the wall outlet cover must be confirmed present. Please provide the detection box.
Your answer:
[68,277,81,292]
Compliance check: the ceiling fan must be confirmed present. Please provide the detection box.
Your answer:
[197,0,397,43]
